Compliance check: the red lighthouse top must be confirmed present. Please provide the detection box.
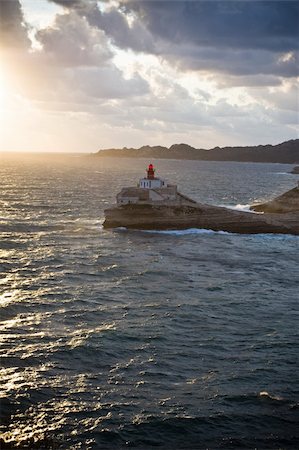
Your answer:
[147,163,155,180]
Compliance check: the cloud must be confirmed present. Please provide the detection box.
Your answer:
[49,0,155,52]
[90,7,155,53]
[217,75,283,89]
[164,45,299,78]
[124,1,299,52]
[248,80,299,112]
[123,1,299,78]
[68,66,149,100]
[1,0,297,152]
[0,0,31,48]
[6,54,149,108]
[47,0,299,79]
[36,11,112,66]
[2,3,149,111]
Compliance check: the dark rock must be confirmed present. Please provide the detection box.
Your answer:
[250,185,299,214]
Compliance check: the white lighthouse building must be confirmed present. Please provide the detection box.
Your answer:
[139,163,167,189]
[116,164,196,207]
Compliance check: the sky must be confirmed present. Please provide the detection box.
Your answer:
[0,0,298,152]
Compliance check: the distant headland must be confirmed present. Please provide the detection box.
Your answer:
[95,139,299,164]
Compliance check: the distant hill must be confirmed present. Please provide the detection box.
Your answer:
[95,139,299,164]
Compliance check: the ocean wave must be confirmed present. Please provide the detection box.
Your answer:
[117,228,231,236]
[115,226,299,239]
[259,391,284,402]
[224,391,288,405]
[223,203,261,213]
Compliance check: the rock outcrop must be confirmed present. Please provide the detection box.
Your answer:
[250,185,299,214]
[104,186,299,235]
[290,166,299,174]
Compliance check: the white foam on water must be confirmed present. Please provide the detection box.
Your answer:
[142,228,231,236]
[223,203,267,214]
[222,203,257,213]
[259,391,283,401]
[116,227,230,235]
[115,227,298,239]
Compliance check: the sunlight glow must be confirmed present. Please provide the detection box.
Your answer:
[0,65,9,111]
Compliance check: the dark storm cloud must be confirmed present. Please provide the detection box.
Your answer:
[124,1,299,52]
[122,0,299,77]
[0,0,30,48]
[87,7,155,53]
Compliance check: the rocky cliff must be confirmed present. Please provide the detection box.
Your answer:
[250,185,299,214]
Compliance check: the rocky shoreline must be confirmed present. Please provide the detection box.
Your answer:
[104,185,299,235]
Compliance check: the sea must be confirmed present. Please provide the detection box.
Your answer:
[0,153,298,450]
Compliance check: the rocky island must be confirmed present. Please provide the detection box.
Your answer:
[103,165,299,235]
[290,165,299,174]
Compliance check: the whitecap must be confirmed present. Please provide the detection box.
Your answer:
[259,391,283,401]
[116,227,298,238]
[222,203,261,213]
[142,228,231,236]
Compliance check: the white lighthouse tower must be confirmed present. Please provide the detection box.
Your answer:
[139,163,167,189]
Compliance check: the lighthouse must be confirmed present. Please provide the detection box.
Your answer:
[116,164,179,205]
[139,164,167,189]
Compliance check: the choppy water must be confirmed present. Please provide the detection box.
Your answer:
[0,153,299,449]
